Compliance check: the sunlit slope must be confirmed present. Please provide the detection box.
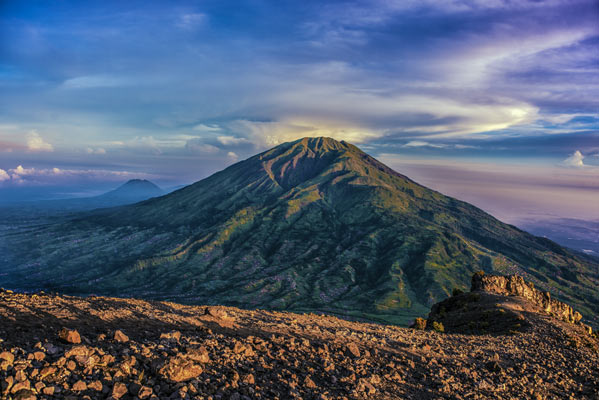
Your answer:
[3,137,598,325]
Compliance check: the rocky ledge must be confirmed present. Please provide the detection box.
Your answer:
[1,277,598,400]
[471,272,586,328]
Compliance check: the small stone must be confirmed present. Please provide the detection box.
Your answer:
[59,328,81,344]
[88,381,103,391]
[73,380,87,391]
[159,356,203,382]
[113,330,129,343]
[40,366,57,379]
[138,385,153,399]
[12,389,36,400]
[186,346,210,363]
[11,380,31,394]
[304,376,317,389]
[242,374,255,385]
[42,386,56,395]
[33,351,45,361]
[0,351,14,365]
[160,331,181,341]
[112,382,128,399]
[65,345,91,358]
[43,343,60,355]
[346,342,361,358]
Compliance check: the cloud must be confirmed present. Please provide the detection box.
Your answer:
[561,150,585,168]
[86,147,107,154]
[177,13,206,29]
[62,75,131,89]
[193,124,221,132]
[227,151,239,161]
[185,139,220,154]
[402,141,446,149]
[216,135,251,146]
[26,130,53,152]
[0,165,156,186]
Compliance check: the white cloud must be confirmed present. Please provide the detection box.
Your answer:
[86,147,106,154]
[561,150,585,168]
[402,141,446,149]
[217,135,250,146]
[185,139,219,154]
[193,124,221,132]
[227,151,239,161]
[0,169,9,182]
[0,165,156,186]
[26,130,53,152]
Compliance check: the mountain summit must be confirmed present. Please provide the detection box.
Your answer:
[3,137,598,325]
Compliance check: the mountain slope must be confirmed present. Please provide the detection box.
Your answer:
[2,137,598,325]
[1,279,598,399]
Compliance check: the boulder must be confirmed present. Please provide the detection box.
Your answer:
[58,328,81,344]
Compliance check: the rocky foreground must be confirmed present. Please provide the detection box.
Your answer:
[1,275,598,400]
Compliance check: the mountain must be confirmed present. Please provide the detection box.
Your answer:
[1,137,598,326]
[0,179,164,223]
[1,274,598,399]
[92,179,164,204]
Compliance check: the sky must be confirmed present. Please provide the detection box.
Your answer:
[0,0,598,222]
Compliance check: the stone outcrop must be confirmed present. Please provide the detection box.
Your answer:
[471,272,584,326]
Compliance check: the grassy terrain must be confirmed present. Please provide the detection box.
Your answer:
[1,137,598,326]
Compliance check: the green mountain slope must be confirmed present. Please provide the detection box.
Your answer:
[2,137,598,325]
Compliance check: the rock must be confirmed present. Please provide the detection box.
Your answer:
[138,385,154,399]
[11,380,30,394]
[410,318,427,330]
[242,374,255,385]
[113,330,129,343]
[65,345,92,358]
[112,382,128,399]
[0,351,14,365]
[160,331,181,341]
[346,342,360,358]
[73,380,88,391]
[304,376,317,389]
[42,386,55,395]
[43,343,60,355]
[88,380,103,391]
[33,351,45,361]
[1,376,14,394]
[159,356,203,382]
[186,346,210,363]
[39,366,57,379]
[205,306,229,319]
[59,328,81,344]
[13,389,36,400]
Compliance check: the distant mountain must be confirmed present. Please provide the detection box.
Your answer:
[93,179,164,203]
[2,137,598,326]
[0,179,165,221]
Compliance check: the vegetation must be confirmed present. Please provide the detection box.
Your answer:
[1,137,598,326]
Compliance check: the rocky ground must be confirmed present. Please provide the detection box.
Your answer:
[0,285,598,399]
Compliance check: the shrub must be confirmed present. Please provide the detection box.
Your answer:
[452,288,464,296]
[432,321,445,333]
[410,317,427,330]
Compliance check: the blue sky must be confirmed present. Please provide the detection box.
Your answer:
[0,0,598,221]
